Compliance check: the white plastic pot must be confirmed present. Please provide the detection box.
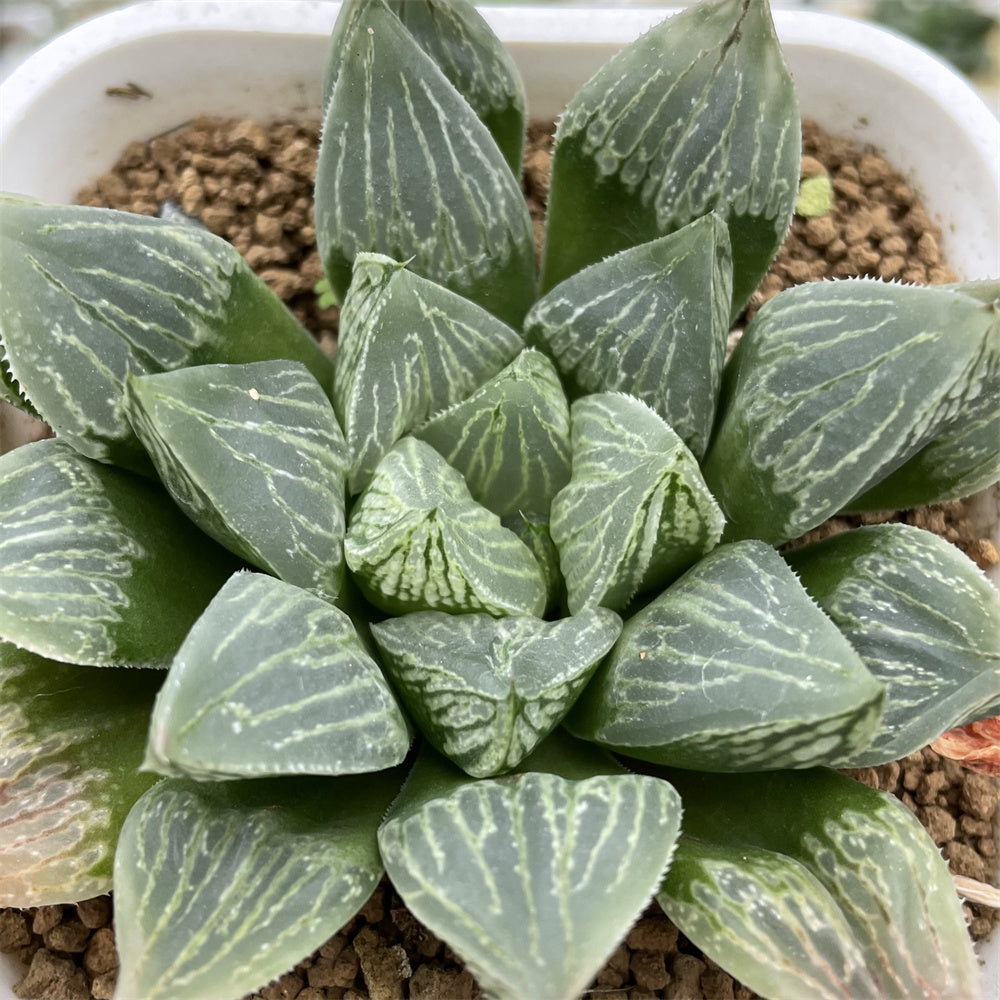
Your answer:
[1,3,998,998]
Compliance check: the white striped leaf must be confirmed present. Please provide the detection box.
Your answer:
[565,540,884,770]
[333,254,522,494]
[114,772,402,1000]
[502,511,564,614]
[0,439,239,667]
[144,572,410,780]
[785,524,1000,766]
[0,196,334,473]
[370,607,621,777]
[315,0,535,327]
[656,767,980,1000]
[525,217,732,459]
[0,642,159,906]
[345,437,547,617]
[125,361,348,603]
[541,0,799,314]
[550,393,724,614]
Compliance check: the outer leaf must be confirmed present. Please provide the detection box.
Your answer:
[315,0,535,327]
[0,439,239,667]
[370,607,621,777]
[0,642,159,906]
[785,524,1000,766]
[125,361,347,603]
[0,196,334,473]
[566,540,884,770]
[144,572,410,780]
[113,772,402,1000]
[541,0,799,314]
[345,437,547,617]
[525,217,732,459]
[550,393,724,614]
[702,279,1000,545]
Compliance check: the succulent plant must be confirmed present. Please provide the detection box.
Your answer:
[1,0,998,998]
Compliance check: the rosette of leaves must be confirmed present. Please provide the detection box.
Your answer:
[0,1,997,999]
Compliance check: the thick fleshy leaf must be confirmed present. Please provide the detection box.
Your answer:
[566,540,884,770]
[785,523,1000,766]
[541,0,799,314]
[525,218,732,459]
[703,279,1000,545]
[0,439,239,667]
[370,607,621,776]
[655,767,980,1000]
[144,573,410,780]
[113,772,402,1000]
[0,642,159,906]
[315,0,535,327]
[333,254,522,494]
[550,393,724,614]
[0,196,334,473]
[125,361,347,603]
[345,437,547,617]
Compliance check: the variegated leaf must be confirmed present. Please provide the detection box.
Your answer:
[502,511,564,613]
[333,254,522,494]
[0,642,159,906]
[125,361,347,603]
[566,540,884,770]
[145,572,410,780]
[525,217,732,459]
[0,439,238,667]
[114,772,402,1000]
[785,523,1000,766]
[541,0,799,314]
[345,437,547,617]
[370,607,621,777]
[0,196,334,473]
[703,278,1000,545]
[550,393,724,614]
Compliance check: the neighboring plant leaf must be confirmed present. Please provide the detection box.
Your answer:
[0,642,159,906]
[370,607,621,777]
[566,540,884,770]
[144,572,410,780]
[114,771,402,1000]
[0,196,334,473]
[315,0,535,327]
[333,254,523,494]
[525,217,732,459]
[702,279,1000,545]
[0,439,239,667]
[655,767,980,1000]
[125,361,348,603]
[785,523,1000,766]
[345,437,547,617]
[550,393,725,614]
[541,0,799,315]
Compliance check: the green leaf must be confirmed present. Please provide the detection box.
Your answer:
[125,361,348,603]
[541,0,799,315]
[785,523,1000,766]
[0,196,334,473]
[315,0,535,327]
[526,217,732,459]
[113,772,402,1000]
[566,540,884,770]
[550,393,724,614]
[502,511,565,614]
[333,254,523,494]
[702,278,1000,545]
[345,437,547,617]
[370,607,621,777]
[0,439,239,667]
[0,642,159,906]
[145,572,410,780]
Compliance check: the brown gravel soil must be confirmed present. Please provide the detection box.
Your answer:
[1,116,998,1000]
